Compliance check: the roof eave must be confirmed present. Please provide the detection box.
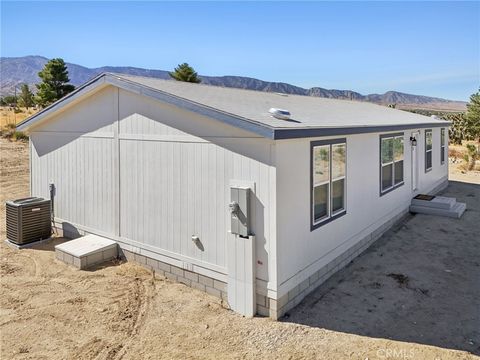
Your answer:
[273,121,451,140]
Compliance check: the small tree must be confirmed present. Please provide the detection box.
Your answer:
[18,84,35,109]
[1,95,17,107]
[35,58,75,107]
[447,113,468,145]
[169,63,201,83]
[465,144,478,170]
[465,89,480,145]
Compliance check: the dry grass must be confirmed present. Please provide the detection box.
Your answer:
[0,106,38,128]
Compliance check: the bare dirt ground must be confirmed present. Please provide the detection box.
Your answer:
[0,138,478,360]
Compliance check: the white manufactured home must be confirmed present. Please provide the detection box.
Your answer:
[18,73,450,318]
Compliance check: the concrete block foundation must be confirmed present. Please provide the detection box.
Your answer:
[118,248,229,305]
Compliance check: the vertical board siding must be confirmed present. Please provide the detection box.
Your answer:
[118,90,274,273]
[30,86,275,284]
[31,134,116,235]
[118,138,273,270]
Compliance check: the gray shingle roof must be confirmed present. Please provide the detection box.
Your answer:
[18,73,449,139]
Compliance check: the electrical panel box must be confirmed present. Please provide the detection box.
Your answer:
[230,187,251,237]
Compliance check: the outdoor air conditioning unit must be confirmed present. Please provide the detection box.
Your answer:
[6,197,51,245]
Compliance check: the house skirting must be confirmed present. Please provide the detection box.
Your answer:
[119,248,229,304]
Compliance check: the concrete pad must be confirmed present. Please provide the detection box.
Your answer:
[4,237,53,250]
[55,234,118,269]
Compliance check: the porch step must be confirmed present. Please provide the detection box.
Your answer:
[411,195,457,210]
[410,201,466,219]
[55,234,118,269]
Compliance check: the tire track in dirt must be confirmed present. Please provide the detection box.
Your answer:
[67,277,152,360]
[17,252,42,277]
[109,278,152,360]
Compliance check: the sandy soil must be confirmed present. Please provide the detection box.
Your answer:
[0,138,478,360]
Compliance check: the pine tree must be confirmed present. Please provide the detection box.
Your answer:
[35,58,75,107]
[169,63,201,83]
[466,89,480,144]
[18,84,35,109]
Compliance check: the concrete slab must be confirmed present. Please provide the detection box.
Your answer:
[4,237,53,250]
[55,234,118,269]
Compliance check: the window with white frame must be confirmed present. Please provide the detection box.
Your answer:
[425,129,433,171]
[380,133,404,195]
[311,139,346,230]
[440,128,446,164]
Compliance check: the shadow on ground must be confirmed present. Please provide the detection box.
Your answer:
[283,181,480,355]
[25,237,70,252]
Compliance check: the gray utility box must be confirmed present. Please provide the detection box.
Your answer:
[230,187,251,237]
[6,197,51,245]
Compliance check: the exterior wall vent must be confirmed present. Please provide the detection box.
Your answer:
[6,197,51,245]
[269,108,291,120]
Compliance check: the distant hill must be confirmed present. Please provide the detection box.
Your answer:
[0,55,467,112]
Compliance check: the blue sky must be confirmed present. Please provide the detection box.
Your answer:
[1,1,479,101]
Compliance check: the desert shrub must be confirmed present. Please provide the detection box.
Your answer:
[1,127,29,141]
[13,108,23,114]
[0,126,14,139]
[12,131,29,141]
[465,144,478,171]
[448,147,462,161]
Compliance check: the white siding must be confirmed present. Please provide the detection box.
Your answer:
[275,130,448,297]
[30,86,276,291]
[418,127,449,190]
[30,87,117,235]
[117,90,276,286]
